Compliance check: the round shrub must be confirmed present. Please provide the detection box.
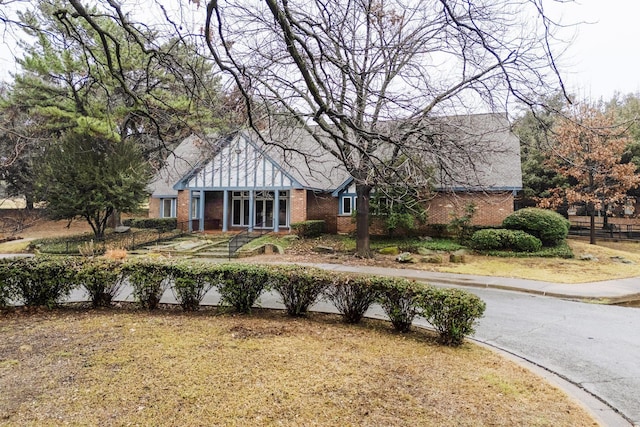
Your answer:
[502,208,569,246]
[418,287,486,346]
[509,230,543,252]
[470,229,542,252]
[469,229,504,251]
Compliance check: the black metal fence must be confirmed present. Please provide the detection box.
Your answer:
[36,228,185,255]
[570,221,640,241]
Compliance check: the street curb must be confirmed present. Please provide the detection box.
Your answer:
[470,339,635,427]
[298,263,640,304]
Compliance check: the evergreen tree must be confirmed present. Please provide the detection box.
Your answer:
[35,125,151,239]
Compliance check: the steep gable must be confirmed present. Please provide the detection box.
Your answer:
[177,133,303,190]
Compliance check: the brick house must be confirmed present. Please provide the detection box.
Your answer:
[148,113,522,234]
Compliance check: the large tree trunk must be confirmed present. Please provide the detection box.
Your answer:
[355,183,373,258]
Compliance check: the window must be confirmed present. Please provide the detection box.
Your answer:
[279,197,288,227]
[232,191,250,226]
[160,198,175,218]
[190,196,200,219]
[341,195,356,215]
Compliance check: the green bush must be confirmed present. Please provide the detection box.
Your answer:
[502,208,569,246]
[324,275,379,324]
[0,259,17,307]
[510,230,543,252]
[269,265,331,316]
[447,203,477,243]
[290,220,325,238]
[168,263,216,311]
[418,288,486,346]
[123,260,172,309]
[122,217,177,231]
[375,278,424,333]
[76,259,125,307]
[470,229,542,252]
[469,229,503,251]
[215,264,271,313]
[9,257,78,308]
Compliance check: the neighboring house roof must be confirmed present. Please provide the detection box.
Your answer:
[148,112,522,196]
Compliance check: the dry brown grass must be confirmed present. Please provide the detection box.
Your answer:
[434,239,640,283]
[103,248,128,260]
[264,236,640,284]
[0,309,597,426]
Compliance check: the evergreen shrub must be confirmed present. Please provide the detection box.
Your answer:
[169,262,216,311]
[502,208,569,246]
[215,264,271,313]
[375,278,423,333]
[122,218,177,231]
[269,265,331,316]
[470,229,542,252]
[123,260,172,309]
[290,220,325,238]
[418,288,486,346]
[9,257,78,308]
[324,275,380,324]
[76,259,125,307]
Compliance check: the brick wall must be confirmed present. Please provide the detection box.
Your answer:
[148,198,161,219]
[177,190,190,226]
[336,191,514,235]
[306,192,339,233]
[290,189,307,224]
[426,192,514,226]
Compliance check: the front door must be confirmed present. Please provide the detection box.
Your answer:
[255,198,274,228]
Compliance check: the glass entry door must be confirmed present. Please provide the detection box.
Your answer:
[255,199,274,228]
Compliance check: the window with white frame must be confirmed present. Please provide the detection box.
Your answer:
[341,195,356,215]
[190,196,200,219]
[160,198,176,218]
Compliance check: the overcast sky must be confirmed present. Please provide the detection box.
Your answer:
[550,0,640,100]
[0,0,639,102]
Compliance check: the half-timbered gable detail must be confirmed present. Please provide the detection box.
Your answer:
[178,134,300,190]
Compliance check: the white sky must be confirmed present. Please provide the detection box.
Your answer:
[550,0,640,100]
[0,0,639,101]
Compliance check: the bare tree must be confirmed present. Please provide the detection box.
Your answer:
[204,0,569,256]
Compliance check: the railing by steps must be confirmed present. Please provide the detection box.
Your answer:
[228,222,270,259]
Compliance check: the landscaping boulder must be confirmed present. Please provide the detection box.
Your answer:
[313,245,335,254]
[396,252,416,263]
[420,254,443,264]
[417,247,435,256]
[449,250,467,263]
[379,246,400,255]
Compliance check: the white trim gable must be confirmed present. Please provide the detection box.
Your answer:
[184,134,297,190]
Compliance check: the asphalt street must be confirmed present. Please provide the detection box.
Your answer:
[466,288,640,427]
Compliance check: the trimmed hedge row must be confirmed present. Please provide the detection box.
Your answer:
[122,217,177,231]
[0,257,486,346]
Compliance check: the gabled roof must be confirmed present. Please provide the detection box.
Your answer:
[425,113,522,191]
[149,112,522,196]
[148,134,218,197]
